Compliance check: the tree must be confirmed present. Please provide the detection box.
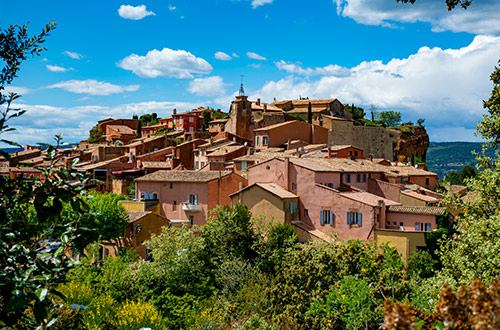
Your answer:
[0,20,93,329]
[87,125,104,143]
[307,101,312,124]
[60,191,130,252]
[417,118,425,126]
[379,110,402,127]
[476,60,500,147]
[202,110,211,131]
[136,119,142,138]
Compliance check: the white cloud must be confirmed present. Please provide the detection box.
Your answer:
[168,5,176,11]
[249,63,262,68]
[0,101,198,146]
[187,76,226,97]
[118,4,155,20]
[252,0,273,8]
[232,53,240,58]
[47,79,140,96]
[275,60,351,77]
[214,51,232,61]
[246,52,267,61]
[63,51,83,59]
[254,35,500,141]
[117,48,213,79]
[3,86,32,95]
[333,0,500,35]
[46,65,73,72]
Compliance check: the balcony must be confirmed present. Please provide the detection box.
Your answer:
[182,203,201,212]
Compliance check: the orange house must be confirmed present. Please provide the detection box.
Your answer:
[105,125,137,144]
[253,120,329,150]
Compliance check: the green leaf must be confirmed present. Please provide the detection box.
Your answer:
[35,288,48,302]
[4,295,27,312]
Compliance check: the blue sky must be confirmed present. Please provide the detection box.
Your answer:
[1,0,499,145]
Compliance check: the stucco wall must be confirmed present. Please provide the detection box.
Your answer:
[367,179,401,202]
[409,175,438,191]
[375,229,426,261]
[385,211,436,231]
[399,192,428,206]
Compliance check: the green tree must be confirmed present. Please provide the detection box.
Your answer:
[202,110,211,130]
[307,101,312,124]
[61,191,130,252]
[379,110,402,127]
[136,120,142,138]
[87,125,104,143]
[0,20,94,329]
[417,118,425,126]
[477,60,500,147]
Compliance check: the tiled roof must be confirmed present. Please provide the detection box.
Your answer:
[208,118,229,124]
[339,191,401,207]
[328,145,362,151]
[127,211,152,223]
[207,145,245,157]
[287,107,329,113]
[289,157,387,173]
[321,115,353,122]
[388,205,446,216]
[386,164,437,176]
[77,155,128,171]
[291,98,337,106]
[107,125,136,135]
[401,190,440,203]
[257,182,298,199]
[135,170,232,183]
[127,135,167,147]
[142,161,172,169]
[253,120,307,132]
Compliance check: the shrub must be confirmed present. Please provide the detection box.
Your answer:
[114,300,164,330]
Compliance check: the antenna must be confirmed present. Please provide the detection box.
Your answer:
[239,75,245,96]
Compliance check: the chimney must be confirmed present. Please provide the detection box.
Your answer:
[173,108,177,115]
[257,98,261,106]
[417,163,425,170]
[284,157,290,189]
[263,104,267,112]
[328,146,332,158]
[370,154,374,162]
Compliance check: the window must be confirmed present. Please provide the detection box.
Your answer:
[292,183,297,190]
[186,194,198,205]
[415,222,420,231]
[195,161,199,169]
[425,223,431,231]
[170,183,173,189]
[354,151,358,157]
[347,211,362,226]
[256,136,261,146]
[173,200,177,211]
[321,210,334,225]
[210,124,215,129]
[189,127,194,132]
[107,128,109,134]
[263,136,269,146]
[152,193,158,200]
[356,174,361,182]
[345,174,351,183]
[386,221,391,226]
[241,161,247,171]
[304,209,309,217]
[189,117,194,123]
[189,215,194,225]
[290,202,297,214]
[242,174,247,179]
[349,151,353,156]
[426,177,430,185]
[363,174,367,182]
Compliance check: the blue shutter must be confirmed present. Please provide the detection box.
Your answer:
[320,211,324,225]
[186,194,190,203]
[330,211,334,225]
[194,195,198,205]
[347,212,351,225]
[359,213,362,226]
[415,222,420,231]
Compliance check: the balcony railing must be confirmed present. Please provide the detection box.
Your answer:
[182,203,201,212]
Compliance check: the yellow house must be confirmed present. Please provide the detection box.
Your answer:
[230,182,299,224]
[374,229,426,261]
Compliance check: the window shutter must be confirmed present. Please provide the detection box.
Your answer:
[347,212,351,225]
[415,222,420,231]
[330,211,334,225]
[194,195,198,205]
[359,213,362,226]
[186,194,190,203]
[320,211,324,225]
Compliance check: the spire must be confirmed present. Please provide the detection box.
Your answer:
[239,75,245,96]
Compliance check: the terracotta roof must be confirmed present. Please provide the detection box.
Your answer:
[253,120,308,132]
[107,125,136,135]
[208,118,229,124]
[230,182,297,199]
[233,151,287,162]
[322,115,353,122]
[127,135,168,148]
[207,145,245,157]
[339,191,401,207]
[328,145,362,151]
[287,107,330,113]
[387,205,446,216]
[127,211,152,223]
[142,161,172,169]
[387,164,437,177]
[77,155,128,171]
[289,157,386,173]
[135,170,232,183]
[401,190,440,203]
[292,221,335,242]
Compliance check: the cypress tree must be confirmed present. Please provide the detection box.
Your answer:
[307,101,312,124]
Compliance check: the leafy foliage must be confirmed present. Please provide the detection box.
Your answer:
[379,110,402,127]
[477,59,500,147]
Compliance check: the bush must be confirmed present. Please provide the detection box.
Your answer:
[114,300,164,330]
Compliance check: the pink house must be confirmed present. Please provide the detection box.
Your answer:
[245,157,443,241]
[135,170,247,226]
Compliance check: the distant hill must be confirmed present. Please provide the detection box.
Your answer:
[426,142,497,179]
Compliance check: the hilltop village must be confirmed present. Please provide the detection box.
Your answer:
[1,94,445,259]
